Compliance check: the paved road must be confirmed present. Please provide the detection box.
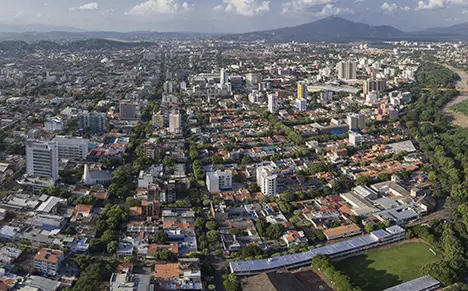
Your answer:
[211,256,228,291]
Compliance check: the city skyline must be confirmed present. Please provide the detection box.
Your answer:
[0,0,467,33]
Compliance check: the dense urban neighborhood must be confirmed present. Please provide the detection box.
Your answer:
[0,34,466,291]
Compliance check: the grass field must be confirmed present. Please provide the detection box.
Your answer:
[335,242,442,291]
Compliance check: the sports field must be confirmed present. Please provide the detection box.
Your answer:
[335,242,442,291]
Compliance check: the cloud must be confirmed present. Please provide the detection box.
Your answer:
[126,0,192,16]
[218,0,270,16]
[381,2,411,13]
[69,2,99,11]
[313,4,354,16]
[416,0,468,10]
[101,9,116,15]
[381,2,398,12]
[416,0,445,10]
[213,4,224,11]
[282,0,335,14]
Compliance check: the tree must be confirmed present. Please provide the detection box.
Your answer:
[277,200,293,215]
[356,176,373,186]
[125,197,138,210]
[106,241,119,254]
[241,155,253,165]
[255,220,270,237]
[101,230,114,244]
[212,155,223,165]
[153,230,169,244]
[75,254,94,270]
[365,224,374,233]
[206,230,220,242]
[74,195,96,205]
[311,254,360,291]
[441,226,464,262]
[248,184,261,193]
[155,249,174,260]
[266,223,284,240]
[205,221,218,231]
[240,245,263,258]
[65,226,77,235]
[195,217,206,228]
[421,260,459,286]
[123,257,135,263]
[223,274,241,291]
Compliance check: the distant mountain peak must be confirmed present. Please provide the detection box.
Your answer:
[223,17,405,42]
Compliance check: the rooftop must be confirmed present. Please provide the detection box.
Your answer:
[34,248,63,264]
[383,275,440,291]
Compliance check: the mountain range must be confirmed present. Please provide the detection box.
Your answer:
[0,17,468,44]
[222,17,468,42]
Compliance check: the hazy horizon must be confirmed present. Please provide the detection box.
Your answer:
[0,0,467,33]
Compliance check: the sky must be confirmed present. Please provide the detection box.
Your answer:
[0,0,467,33]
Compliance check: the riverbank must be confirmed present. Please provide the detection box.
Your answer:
[443,65,468,127]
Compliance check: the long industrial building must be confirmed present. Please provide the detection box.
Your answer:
[229,225,405,276]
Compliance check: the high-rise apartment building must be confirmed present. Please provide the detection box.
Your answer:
[349,131,364,147]
[363,78,387,95]
[26,140,59,180]
[297,82,308,100]
[336,61,357,80]
[256,166,278,196]
[347,113,366,130]
[79,111,107,133]
[246,73,262,88]
[169,111,182,133]
[206,170,232,193]
[152,111,165,128]
[296,99,307,111]
[53,136,89,160]
[220,68,228,85]
[119,103,138,120]
[44,117,63,132]
[268,94,278,114]
[163,81,176,93]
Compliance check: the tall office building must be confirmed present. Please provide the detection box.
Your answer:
[256,166,278,196]
[119,103,138,120]
[267,94,278,114]
[220,68,228,85]
[53,136,89,160]
[79,111,107,133]
[26,140,59,180]
[336,61,357,80]
[297,82,308,100]
[169,111,182,133]
[206,170,232,193]
[363,78,387,95]
[347,113,366,130]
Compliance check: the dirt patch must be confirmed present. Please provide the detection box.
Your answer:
[446,109,468,128]
[293,268,334,291]
[442,94,468,128]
